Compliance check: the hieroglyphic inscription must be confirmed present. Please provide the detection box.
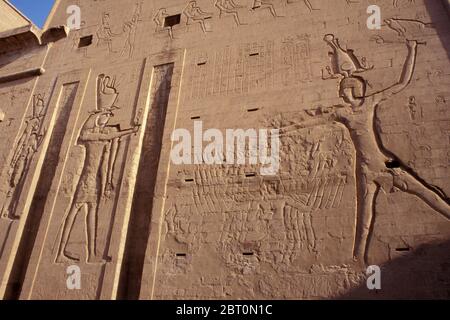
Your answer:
[184,36,312,101]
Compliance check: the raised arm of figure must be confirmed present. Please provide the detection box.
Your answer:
[280,112,338,136]
[371,40,418,104]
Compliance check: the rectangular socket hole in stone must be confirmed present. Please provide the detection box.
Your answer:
[395,247,410,252]
[245,173,256,178]
[243,252,254,256]
[78,35,93,48]
[191,116,201,120]
[176,253,187,257]
[185,178,194,183]
[249,52,259,57]
[247,108,259,112]
[164,14,181,28]
[197,61,207,66]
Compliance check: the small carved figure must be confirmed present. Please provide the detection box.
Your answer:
[96,13,117,53]
[214,0,246,26]
[182,0,213,33]
[408,96,422,121]
[436,95,447,116]
[1,94,46,220]
[251,0,280,17]
[153,8,174,39]
[120,2,142,58]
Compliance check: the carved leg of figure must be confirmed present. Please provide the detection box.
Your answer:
[263,4,278,17]
[304,0,318,12]
[86,202,104,264]
[107,39,114,53]
[56,203,85,263]
[11,156,26,189]
[353,180,378,265]
[291,209,301,249]
[120,40,129,57]
[304,211,316,252]
[107,138,120,190]
[229,12,244,26]
[393,170,450,220]
[196,19,208,33]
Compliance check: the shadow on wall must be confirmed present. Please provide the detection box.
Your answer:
[336,239,450,299]
[425,0,450,60]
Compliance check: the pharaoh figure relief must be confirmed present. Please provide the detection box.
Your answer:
[1,94,47,220]
[282,35,450,264]
[55,74,139,264]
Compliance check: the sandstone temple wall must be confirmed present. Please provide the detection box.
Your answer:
[0,0,449,300]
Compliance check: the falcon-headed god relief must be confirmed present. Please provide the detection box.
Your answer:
[55,74,139,264]
[282,35,450,265]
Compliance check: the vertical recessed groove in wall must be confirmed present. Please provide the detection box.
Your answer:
[117,63,174,300]
[4,82,79,300]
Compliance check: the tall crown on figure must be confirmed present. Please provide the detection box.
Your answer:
[96,74,119,112]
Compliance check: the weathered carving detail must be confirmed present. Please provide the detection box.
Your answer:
[183,0,213,33]
[119,2,142,58]
[184,35,312,101]
[96,13,117,53]
[251,0,280,17]
[287,0,320,12]
[385,18,434,38]
[214,0,246,26]
[153,8,174,39]
[393,0,415,8]
[95,3,142,57]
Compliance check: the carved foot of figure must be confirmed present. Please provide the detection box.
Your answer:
[0,208,19,220]
[351,255,367,271]
[308,245,318,255]
[56,251,80,264]
[1,208,9,220]
[87,255,111,265]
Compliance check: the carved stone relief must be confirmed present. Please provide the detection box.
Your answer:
[1,0,449,300]
[55,74,139,264]
[183,0,213,33]
[1,94,47,220]
[183,35,312,101]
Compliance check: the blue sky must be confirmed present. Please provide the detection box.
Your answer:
[10,0,55,28]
